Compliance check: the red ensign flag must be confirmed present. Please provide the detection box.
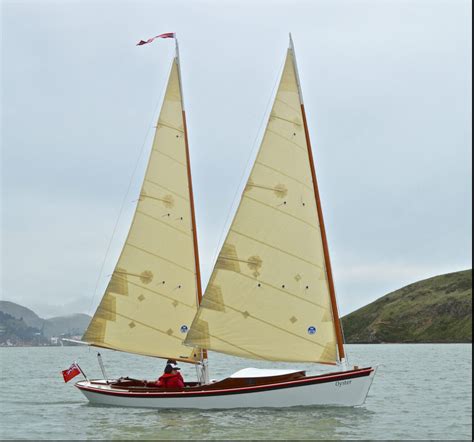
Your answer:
[62,362,81,383]
[136,32,175,46]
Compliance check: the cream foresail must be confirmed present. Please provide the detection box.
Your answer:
[184,51,338,364]
[83,60,201,363]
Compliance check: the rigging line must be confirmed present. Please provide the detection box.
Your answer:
[209,53,288,275]
[87,59,174,318]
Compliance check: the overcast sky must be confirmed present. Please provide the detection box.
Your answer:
[1,0,472,319]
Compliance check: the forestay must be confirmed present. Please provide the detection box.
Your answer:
[185,50,338,364]
[83,60,201,363]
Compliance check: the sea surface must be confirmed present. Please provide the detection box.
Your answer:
[0,344,471,440]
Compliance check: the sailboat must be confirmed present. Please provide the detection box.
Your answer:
[75,34,377,409]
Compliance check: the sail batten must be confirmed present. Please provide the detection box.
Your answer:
[83,59,203,363]
[184,48,339,364]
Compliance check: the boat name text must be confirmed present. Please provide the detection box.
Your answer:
[335,380,352,387]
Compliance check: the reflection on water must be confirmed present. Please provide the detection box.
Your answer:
[79,405,375,440]
[0,345,471,440]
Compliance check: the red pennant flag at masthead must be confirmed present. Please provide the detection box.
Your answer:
[62,362,81,383]
[137,32,176,46]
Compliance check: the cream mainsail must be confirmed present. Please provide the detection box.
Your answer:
[184,47,339,364]
[83,59,202,363]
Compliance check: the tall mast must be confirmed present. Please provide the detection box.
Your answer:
[174,37,207,363]
[289,34,346,362]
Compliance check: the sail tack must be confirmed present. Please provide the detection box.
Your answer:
[184,50,338,364]
[83,60,201,363]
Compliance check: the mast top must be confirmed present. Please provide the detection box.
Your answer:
[174,33,180,57]
[288,33,304,105]
[173,34,186,111]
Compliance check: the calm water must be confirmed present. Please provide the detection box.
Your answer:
[0,344,471,440]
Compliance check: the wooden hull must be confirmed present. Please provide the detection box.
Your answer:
[75,367,376,409]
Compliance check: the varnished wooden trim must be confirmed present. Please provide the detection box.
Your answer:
[182,109,207,361]
[300,104,346,360]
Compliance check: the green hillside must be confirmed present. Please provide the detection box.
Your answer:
[342,269,472,343]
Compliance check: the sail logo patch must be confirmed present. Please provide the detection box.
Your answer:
[307,326,317,335]
[180,325,189,334]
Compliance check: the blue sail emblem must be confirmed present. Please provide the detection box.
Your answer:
[180,325,189,334]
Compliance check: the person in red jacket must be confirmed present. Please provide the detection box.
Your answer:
[156,364,185,389]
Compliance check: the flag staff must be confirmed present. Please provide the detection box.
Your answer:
[175,35,186,111]
[76,362,89,381]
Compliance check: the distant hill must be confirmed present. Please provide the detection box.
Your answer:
[342,269,472,343]
[0,311,48,346]
[42,314,91,338]
[0,301,44,329]
[0,301,91,339]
